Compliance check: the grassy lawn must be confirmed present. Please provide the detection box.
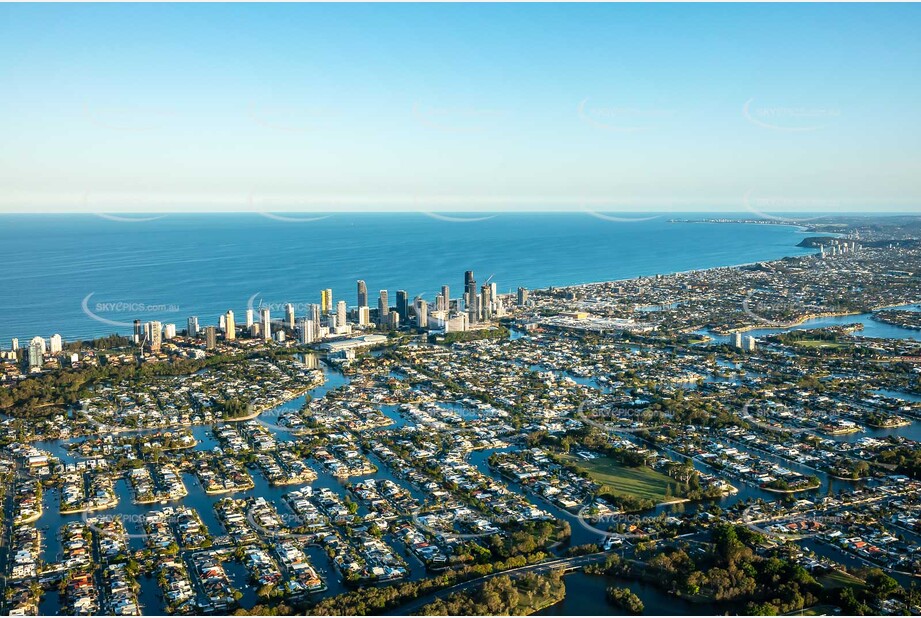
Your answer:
[559,454,676,502]
[818,569,866,590]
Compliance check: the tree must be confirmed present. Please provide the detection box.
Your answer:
[866,569,901,600]
[747,601,779,615]
[712,524,756,566]
[851,460,870,479]
[836,587,870,615]
[606,586,644,614]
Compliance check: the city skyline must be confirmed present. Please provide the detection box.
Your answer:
[7,269,516,352]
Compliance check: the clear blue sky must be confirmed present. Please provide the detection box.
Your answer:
[1,3,920,213]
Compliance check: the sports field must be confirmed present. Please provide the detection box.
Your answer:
[558,454,677,502]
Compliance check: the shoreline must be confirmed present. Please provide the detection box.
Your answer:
[717,310,864,335]
[59,497,119,515]
[222,380,324,423]
[867,420,911,429]
[760,481,822,494]
[3,218,828,344]
[16,507,44,525]
[201,480,256,495]
[561,219,833,292]
[711,300,921,336]
[133,488,189,505]
[567,257,817,295]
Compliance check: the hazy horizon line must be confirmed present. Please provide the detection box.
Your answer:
[0,209,917,216]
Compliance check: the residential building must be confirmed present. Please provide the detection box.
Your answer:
[225,310,236,340]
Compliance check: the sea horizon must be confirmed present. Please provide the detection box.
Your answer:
[2,213,828,344]
[0,210,914,216]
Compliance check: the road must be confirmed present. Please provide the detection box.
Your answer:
[383,551,609,616]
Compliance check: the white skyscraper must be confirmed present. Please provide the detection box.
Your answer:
[296,318,306,343]
[733,332,743,349]
[11,338,19,352]
[337,300,347,327]
[260,308,271,341]
[28,339,44,369]
[285,303,295,330]
[416,299,428,328]
[148,321,162,352]
[358,306,370,327]
[430,310,467,333]
[246,308,254,328]
[30,336,46,355]
[746,336,757,352]
[225,310,236,340]
[164,323,177,339]
[187,316,199,338]
[298,318,316,344]
[49,334,63,354]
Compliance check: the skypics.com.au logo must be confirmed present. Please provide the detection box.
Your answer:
[575,507,665,541]
[739,398,795,435]
[82,511,174,541]
[741,504,843,542]
[82,191,170,223]
[577,98,675,133]
[411,509,522,541]
[741,290,811,329]
[574,400,652,436]
[245,293,321,317]
[245,194,336,223]
[742,98,841,133]
[81,293,181,328]
[253,404,312,435]
[741,190,837,224]
[244,507,317,542]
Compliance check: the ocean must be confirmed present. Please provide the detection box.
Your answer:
[1,213,818,344]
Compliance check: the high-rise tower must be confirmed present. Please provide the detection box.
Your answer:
[260,308,271,341]
[396,290,409,324]
[465,271,477,324]
[378,290,389,325]
[225,310,236,340]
